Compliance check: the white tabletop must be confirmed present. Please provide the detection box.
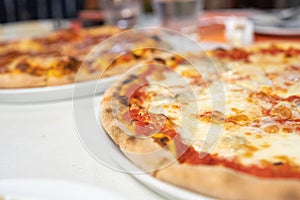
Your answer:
[0,96,164,199]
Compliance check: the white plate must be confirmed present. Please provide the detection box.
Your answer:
[0,179,122,200]
[0,76,117,103]
[255,25,300,36]
[77,42,226,200]
[251,13,300,36]
[86,104,212,200]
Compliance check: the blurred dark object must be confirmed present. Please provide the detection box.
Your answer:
[78,10,104,26]
[2,0,300,24]
[143,0,152,13]
[0,0,84,23]
[84,0,99,9]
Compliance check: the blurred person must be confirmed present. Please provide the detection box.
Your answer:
[0,0,84,23]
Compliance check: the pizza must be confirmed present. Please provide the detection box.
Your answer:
[100,42,300,199]
[0,26,163,88]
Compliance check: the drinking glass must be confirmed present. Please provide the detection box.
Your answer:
[152,0,203,38]
[101,0,142,29]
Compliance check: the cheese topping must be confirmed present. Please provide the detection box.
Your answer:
[133,55,300,168]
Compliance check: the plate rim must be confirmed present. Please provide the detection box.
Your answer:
[254,25,300,36]
[0,76,117,94]
[0,75,118,103]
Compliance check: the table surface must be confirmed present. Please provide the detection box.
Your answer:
[0,96,165,199]
[1,10,300,200]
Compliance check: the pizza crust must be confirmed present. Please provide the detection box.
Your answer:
[156,164,300,200]
[101,84,175,172]
[0,74,46,88]
[47,74,76,86]
[101,83,300,200]
[0,25,176,89]
[244,41,300,50]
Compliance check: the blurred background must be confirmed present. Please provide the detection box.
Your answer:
[1,0,300,23]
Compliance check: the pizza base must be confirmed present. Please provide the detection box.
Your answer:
[0,25,174,89]
[101,84,175,172]
[101,83,300,200]
[0,74,46,88]
[47,74,76,86]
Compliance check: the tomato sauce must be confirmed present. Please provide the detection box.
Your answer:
[214,49,250,61]
[123,94,300,179]
[117,59,300,180]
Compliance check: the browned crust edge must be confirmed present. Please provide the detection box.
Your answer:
[100,83,175,172]
[1,41,299,89]
[0,74,46,88]
[47,74,76,86]
[0,73,77,88]
[100,83,300,200]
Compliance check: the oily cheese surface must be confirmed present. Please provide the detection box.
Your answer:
[101,43,300,199]
[0,26,164,88]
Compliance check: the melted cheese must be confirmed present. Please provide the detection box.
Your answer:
[137,59,300,167]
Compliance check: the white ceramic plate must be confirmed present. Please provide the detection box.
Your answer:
[82,101,212,200]
[0,179,122,200]
[88,104,212,200]
[0,76,117,103]
[255,25,300,36]
[79,42,226,199]
[251,13,300,36]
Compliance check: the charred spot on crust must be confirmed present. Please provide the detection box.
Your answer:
[159,137,169,145]
[160,113,170,120]
[69,56,80,64]
[154,57,166,65]
[132,53,141,59]
[16,62,30,72]
[122,74,138,84]
[105,108,113,113]
[66,57,81,71]
[273,162,284,166]
[111,59,117,65]
[153,136,169,147]
[118,95,129,106]
[215,47,226,51]
[127,136,136,143]
[285,53,292,58]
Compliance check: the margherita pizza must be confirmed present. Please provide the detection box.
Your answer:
[0,26,162,88]
[101,42,300,199]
